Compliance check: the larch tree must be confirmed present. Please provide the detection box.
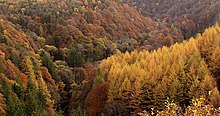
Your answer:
[98,25,220,113]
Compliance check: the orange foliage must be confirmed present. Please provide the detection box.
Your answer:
[0,19,35,50]
[40,67,58,92]
[85,82,109,116]
[5,60,20,80]
[84,63,97,81]
[11,49,20,58]
[0,44,10,58]
[20,73,28,87]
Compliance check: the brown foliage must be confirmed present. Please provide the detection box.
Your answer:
[0,44,10,58]
[124,0,220,39]
[85,82,109,116]
[84,62,97,81]
[5,60,20,80]
[41,67,57,89]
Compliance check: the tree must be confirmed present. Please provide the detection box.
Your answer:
[25,79,46,116]
[86,82,109,115]
[99,25,220,114]
[66,48,85,67]
[39,50,60,81]
[0,93,6,116]
[0,75,26,116]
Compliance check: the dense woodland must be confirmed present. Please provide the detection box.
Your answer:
[0,0,219,116]
[124,0,220,39]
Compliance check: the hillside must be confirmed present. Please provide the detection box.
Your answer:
[124,0,220,39]
[0,0,220,116]
[0,0,184,115]
[0,16,58,115]
[98,24,220,115]
[0,0,184,56]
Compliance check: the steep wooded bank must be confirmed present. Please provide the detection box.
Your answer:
[0,0,183,58]
[0,1,185,115]
[0,0,220,116]
[0,16,58,115]
[124,0,220,39]
[98,25,220,115]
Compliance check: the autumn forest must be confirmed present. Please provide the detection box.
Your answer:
[0,0,220,115]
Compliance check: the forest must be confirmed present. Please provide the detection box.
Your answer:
[0,0,219,115]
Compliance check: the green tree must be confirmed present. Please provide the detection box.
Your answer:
[25,79,46,116]
[66,48,85,67]
[40,50,60,81]
[0,77,26,116]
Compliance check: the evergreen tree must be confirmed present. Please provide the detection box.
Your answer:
[0,77,26,116]
[66,48,85,67]
[25,80,46,116]
[40,50,60,81]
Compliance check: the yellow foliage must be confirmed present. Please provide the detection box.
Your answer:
[20,55,55,113]
[99,25,220,111]
[0,19,33,50]
[0,93,6,116]
[21,56,39,89]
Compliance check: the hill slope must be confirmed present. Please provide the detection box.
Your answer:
[0,0,184,55]
[124,0,220,39]
[98,24,220,115]
[0,0,183,115]
[0,0,220,115]
[0,16,59,115]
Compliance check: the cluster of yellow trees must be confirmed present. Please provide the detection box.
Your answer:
[99,24,220,112]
